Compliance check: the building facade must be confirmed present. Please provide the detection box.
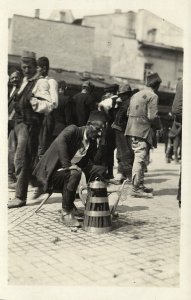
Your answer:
[8,9,183,94]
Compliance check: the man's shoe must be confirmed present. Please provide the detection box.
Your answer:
[60,210,81,227]
[8,198,26,209]
[8,182,16,190]
[108,178,122,185]
[131,188,153,198]
[32,186,44,199]
[139,184,153,193]
[72,204,84,218]
[166,158,171,163]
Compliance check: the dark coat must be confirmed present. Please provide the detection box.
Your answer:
[33,124,104,192]
[33,125,85,191]
[172,79,183,123]
[72,92,95,126]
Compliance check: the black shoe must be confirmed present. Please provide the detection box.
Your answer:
[72,204,84,218]
[139,184,153,193]
[8,198,26,209]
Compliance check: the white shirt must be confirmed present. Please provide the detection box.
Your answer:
[30,76,58,114]
[71,129,90,164]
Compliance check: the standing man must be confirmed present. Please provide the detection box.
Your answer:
[171,79,183,207]
[33,111,107,227]
[31,56,58,160]
[125,72,162,197]
[8,51,51,209]
[51,81,73,139]
[111,83,134,184]
[8,70,22,187]
[72,81,95,126]
[98,84,119,179]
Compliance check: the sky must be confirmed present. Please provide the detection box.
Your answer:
[3,0,189,29]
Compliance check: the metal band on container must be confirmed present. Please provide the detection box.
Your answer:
[83,226,111,233]
[88,197,108,203]
[85,211,111,217]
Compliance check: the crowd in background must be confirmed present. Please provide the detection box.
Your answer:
[7,50,182,225]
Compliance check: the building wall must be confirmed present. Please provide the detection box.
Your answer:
[140,48,183,89]
[8,15,94,72]
[136,9,183,48]
[82,12,137,74]
[111,36,141,79]
[110,35,183,88]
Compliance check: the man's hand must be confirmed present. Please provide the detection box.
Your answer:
[30,97,38,111]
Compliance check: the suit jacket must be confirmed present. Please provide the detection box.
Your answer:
[125,87,159,146]
[33,125,103,192]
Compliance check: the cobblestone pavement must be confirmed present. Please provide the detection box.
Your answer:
[8,144,181,286]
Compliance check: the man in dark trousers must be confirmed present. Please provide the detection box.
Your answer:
[125,72,162,198]
[111,83,134,184]
[8,70,22,187]
[171,78,183,207]
[8,51,51,209]
[32,111,107,227]
[98,84,119,179]
[72,81,95,126]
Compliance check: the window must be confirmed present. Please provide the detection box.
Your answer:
[147,28,157,43]
[144,63,153,82]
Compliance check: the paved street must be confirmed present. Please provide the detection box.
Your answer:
[8,144,181,287]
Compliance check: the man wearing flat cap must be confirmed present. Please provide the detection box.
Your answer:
[125,72,162,198]
[72,80,96,127]
[8,51,54,209]
[32,110,107,227]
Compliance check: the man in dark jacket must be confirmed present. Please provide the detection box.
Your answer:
[72,81,95,126]
[32,111,107,227]
[111,83,134,183]
[52,81,73,139]
[171,79,183,207]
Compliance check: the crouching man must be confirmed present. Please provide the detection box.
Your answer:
[33,110,107,227]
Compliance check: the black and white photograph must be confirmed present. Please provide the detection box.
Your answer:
[0,0,191,299]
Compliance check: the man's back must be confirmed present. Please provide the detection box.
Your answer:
[72,92,95,126]
[125,87,158,146]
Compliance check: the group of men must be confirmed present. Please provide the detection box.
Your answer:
[8,49,181,227]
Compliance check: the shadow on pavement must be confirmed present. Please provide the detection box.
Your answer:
[154,188,178,196]
[117,205,149,213]
[112,215,149,233]
[149,169,179,172]
[145,172,178,178]
[145,178,169,184]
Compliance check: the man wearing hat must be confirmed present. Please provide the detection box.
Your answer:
[111,83,134,184]
[8,51,52,209]
[125,72,162,198]
[72,80,96,127]
[98,84,119,179]
[32,110,107,227]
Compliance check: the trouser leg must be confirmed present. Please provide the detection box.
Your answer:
[81,163,106,183]
[51,169,81,211]
[14,123,40,201]
[8,129,17,181]
[173,135,181,162]
[131,137,148,190]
